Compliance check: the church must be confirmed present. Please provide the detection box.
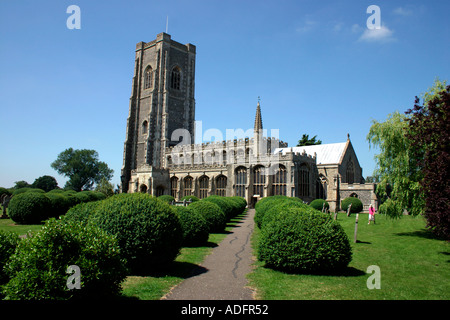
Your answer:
[120,32,378,212]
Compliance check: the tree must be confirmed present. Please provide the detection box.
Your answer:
[32,175,58,192]
[95,177,114,197]
[405,81,449,239]
[51,148,114,192]
[296,134,322,146]
[366,111,424,217]
[13,181,30,189]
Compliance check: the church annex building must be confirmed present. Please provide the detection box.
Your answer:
[120,33,378,212]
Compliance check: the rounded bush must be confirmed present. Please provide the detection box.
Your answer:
[89,193,183,273]
[2,218,127,300]
[12,188,45,196]
[231,196,247,211]
[254,196,301,229]
[309,199,330,212]
[8,192,51,224]
[91,191,107,201]
[158,195,175,204]
[174,206,209,246]
[258,207,352,273]
[45,193,69,218]
[64,201,102,225]
[0,230,19,286]
[261,199,318,229]
[181,195,199,202]
[46,189,65,194]
[341,197,363,214]
[203,195,233,220]
[63,191,82,209]
[188,200,226,233]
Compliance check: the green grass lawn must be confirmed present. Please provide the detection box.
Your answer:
[0,218,43,236]
[2,211,448,300]
[248,213,450,300]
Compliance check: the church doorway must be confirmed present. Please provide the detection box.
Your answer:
[140,184,148,193]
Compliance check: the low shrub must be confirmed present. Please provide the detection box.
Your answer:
[203,196,233,220]
[309,199,330,212]
[64,201,102,225]
[45,193,69,218]
[188,200,226,233]
[231,196,247,212]
[0,231,20,286]
[341,197,363,213]
[8,192,51,224]
[158,195,175,204]
[89,193,183,274]
[181,195,199,202]
[46,189,65,194]
[174,206,209,246]
[2,218,127,300]
[11,188,45,196]
[254,196,302,229]
[257,207,352,273]
[260,199,318,229]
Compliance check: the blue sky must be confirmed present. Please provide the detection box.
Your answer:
[0,0,448,189]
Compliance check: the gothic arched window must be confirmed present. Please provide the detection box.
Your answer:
[171,66,181,90]
[199,176,209,199]
[235,166,247,198]
[170,176,178,199]
[183,176,193,197]
[144,66,153,89]
[216,175,227,197]
[253,165,266,197]
[272,165,287,196]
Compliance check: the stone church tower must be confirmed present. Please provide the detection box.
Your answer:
[121,33,196,193]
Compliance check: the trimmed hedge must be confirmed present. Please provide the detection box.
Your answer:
[257,207,352,273]
[260,199,319,229]
[158,195,175,204]
[174,206,209,246]
[181,195,199,202]
[11,188,45,196]
[0,231,19,286]
[341,197,363,213]
[309,199,330,212]
[88,193,183,273]
[64,201,102,225]
[2,218,127,300]
[202,196,234,220]
[254,196,303,229]
[8,192,51,224]
[188,200,226,233]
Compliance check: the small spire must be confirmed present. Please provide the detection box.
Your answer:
[347,133,350,140]
[254,98,263,132]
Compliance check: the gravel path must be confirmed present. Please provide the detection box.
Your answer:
[162,209,256,300]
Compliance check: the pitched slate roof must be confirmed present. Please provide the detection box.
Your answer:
[274,142,348,165]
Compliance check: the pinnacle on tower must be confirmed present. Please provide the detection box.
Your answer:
[254,99,263,132]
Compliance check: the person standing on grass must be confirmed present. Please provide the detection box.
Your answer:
[368,204,375,225]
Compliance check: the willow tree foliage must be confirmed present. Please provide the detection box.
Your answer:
[367,111,424,217]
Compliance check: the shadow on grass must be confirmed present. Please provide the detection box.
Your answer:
[395,229,440,240]
[130,261,209,279]
[261,264,366,277]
